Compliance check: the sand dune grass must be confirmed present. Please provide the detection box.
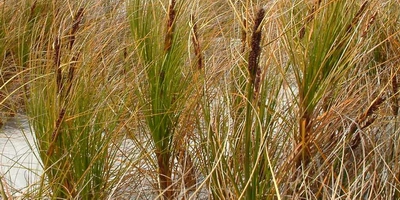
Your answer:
[0,0,399,199]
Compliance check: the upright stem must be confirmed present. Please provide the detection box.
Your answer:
[244,83,254,199]
[157,151,172,199]
[243,7,265,199]
[298,115,310,167]
[156,1,176,199]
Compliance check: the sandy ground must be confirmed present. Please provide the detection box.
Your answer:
[0,115,210,199]
[0,115,42,197]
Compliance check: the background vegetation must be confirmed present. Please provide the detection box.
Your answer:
[0,0,399,199]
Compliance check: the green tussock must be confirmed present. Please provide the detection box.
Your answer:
[0,0,399,199]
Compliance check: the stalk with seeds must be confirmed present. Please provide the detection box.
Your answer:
[191,14,203,70]
[26,3,124,199]
[242,7,265,199]
[128,0,191,198]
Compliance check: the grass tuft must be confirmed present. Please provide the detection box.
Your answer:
[0,0,399,199]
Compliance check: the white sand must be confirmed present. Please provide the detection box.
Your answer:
[0,115,42,196]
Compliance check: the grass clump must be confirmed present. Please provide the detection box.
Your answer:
[22,1,127,199]
[127,0,196,198]
[0,0,400,199]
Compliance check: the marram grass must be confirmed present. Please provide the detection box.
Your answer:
[0,0,399,199]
